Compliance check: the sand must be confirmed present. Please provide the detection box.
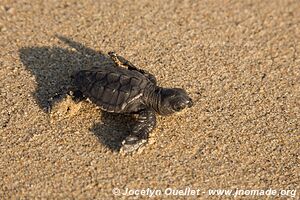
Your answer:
[0,0,299,199]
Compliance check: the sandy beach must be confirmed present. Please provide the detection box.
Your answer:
[0,0,299,199]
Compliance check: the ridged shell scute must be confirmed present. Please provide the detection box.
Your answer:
[73,65,150,112]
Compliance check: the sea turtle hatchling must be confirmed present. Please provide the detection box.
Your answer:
[71,52,193,153]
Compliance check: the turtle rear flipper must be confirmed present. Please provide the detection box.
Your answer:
[69,90,85,103]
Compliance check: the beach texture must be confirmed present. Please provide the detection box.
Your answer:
[0,0,299,199]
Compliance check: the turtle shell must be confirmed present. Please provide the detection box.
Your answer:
[72,65,151,113]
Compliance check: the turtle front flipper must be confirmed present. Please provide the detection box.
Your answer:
[108,52,157,84]
[108,51,136,69]
[120,109,156,154]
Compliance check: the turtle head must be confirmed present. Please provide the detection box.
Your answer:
[158,88,193,115]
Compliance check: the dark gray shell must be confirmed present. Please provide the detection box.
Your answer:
[72,65,151,113]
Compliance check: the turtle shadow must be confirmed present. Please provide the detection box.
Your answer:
[90,112,133,151]
[19,35,128,151]
[19,35,113,111]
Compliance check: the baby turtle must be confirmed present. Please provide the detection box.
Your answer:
[72,52,193,153]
